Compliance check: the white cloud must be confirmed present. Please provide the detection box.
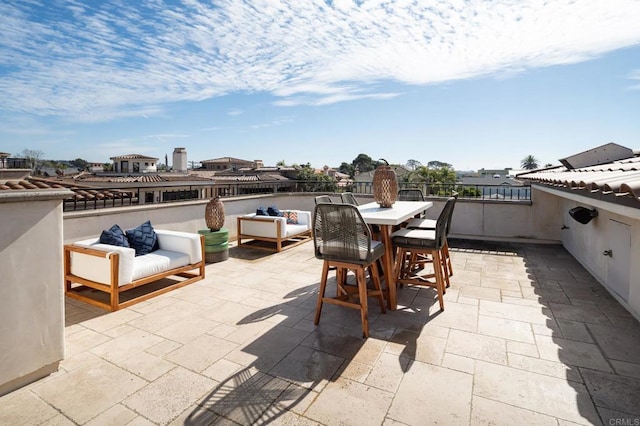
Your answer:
[1,0,640,119]
[250,116,294,129]
[227,109,243,116]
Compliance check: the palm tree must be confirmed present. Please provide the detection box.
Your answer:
[520,155,540,170]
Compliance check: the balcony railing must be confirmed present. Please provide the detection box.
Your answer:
[62,181,531,211]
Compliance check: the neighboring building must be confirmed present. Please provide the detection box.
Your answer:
[200,157,262,172]
[192,165,297,196]
[61,172,216,205]
[88,162,104,173]
[458,175,529,200]
[317,165,352,189]
[0,152,30,169]
[477,168,513,178]
[0,152,9,168]
[518,142,640,320]
[173,148,188,173]
[110,154,158,173]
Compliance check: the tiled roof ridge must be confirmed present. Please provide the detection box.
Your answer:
[201,157,253,163]
[109,154,159,160]
[519,154,640,203]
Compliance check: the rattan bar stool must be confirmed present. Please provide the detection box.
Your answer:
[405,194,457,285]
[313,203,386,338]
[398,189,426,219]
[391,197,456,311]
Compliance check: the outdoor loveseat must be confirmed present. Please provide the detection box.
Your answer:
[236,209,312,252]
[64,228,205,311]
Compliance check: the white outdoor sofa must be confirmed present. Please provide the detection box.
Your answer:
[64,230,205,311]
[236,210,313,252]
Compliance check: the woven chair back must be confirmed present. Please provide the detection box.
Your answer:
[435,196,457,248]
[340,192,359,206]
[315,195,333,204]
[397,189,425,201]
[445,192,459,235]
[313,203,373,265]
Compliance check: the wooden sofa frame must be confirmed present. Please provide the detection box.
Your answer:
[237,215,312,252]
[64,236,206,311]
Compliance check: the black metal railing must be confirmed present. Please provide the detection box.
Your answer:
[62,181,531,211]
[349,182,530,201]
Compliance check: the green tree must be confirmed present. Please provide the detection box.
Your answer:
[404,164,457,196]
[71,158,89,170]
[338,162,355,177]
[296,164,337,192]
[427,160,452,169]
[352,154,376,173]
[406,159,422,171]
[276,160,287,167]
[521,155,540,170]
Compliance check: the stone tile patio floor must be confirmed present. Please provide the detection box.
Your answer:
[2,239,640,425]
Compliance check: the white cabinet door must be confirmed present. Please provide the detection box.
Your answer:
[607,219,631,301]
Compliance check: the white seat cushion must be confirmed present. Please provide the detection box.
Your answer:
[131,249,190,282]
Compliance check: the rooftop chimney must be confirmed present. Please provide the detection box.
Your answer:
[173,148,187,173]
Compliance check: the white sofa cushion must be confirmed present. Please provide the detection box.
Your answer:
[131,249,190,281]
[156,229,203,264]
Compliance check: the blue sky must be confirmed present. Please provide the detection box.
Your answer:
[1,0,640,171]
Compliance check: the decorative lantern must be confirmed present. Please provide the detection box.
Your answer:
[205,196,225,231]
[373,159,398,208]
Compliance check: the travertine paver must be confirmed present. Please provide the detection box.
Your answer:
[387,361,473,425]
[33,359,147,424]
[305,377,394,426]
[471,395,558,426]
[122,367,216,424]
[477,314,536,343]
[446,329,507,365]
[473,360,600,424]
[1,240,640,425]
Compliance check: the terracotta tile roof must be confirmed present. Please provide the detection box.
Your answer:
[109,154,159,160]
[211,172,292,182]
[212,175,259,182]
[73,173,214,183]
[200,157,253,164]
[0,177,133,201]
[518,155,640,203]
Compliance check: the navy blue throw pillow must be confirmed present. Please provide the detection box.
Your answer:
[99,224,130,248]
[125,220,159,256]
[267,205,283,217]
[256,206,268,216]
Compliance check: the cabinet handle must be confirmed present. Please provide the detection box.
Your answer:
[602,250,612,257]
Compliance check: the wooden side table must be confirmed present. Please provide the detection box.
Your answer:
[198,228,229,263]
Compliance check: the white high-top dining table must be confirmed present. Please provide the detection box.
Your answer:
[358,200,433,310]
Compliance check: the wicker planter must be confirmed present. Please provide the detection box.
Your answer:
[373,160,398,208]
[205,196,225,231]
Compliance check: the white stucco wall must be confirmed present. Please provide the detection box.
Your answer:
[63,192,561,245]
[535,185,640,321]
[422,189,562,243]
[63,194,318,244]
[0,190,69,396]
